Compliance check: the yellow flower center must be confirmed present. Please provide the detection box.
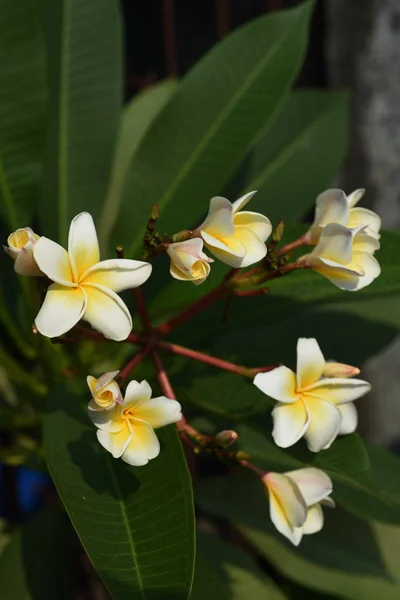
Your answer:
[9,230,29,249]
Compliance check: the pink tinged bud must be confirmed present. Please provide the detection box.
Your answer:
[322,362,360,378]
[215,430,239,447]
[4,227,42,276]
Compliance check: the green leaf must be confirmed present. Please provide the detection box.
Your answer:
[192,531,288,599]
[0,505,75,600]
[40,0,122,245]
[0,0,46,228]
[44,384,195,600]
[99,79,178,252]
[196,476,393,590]
[243,90,349,225]
[114,1,315,257]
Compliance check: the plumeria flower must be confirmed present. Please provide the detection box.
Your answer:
[4,227,42,276]
[167,238,213,285]
[87,371,123,411]
[308,188,381,243]
[32,212,152,341]
[195,191,272,268]
[262,468,334,546]
[89,379,182,466]
[253,338,371,452]
[304,223,381,291]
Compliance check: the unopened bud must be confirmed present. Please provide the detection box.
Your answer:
[323,361,360,378]
[151,203,160,220]
[115,245,124,258]
[272,221,284,243]
[171,230,193,243]
[215,430,239,447]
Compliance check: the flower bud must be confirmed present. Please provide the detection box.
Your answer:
[322,361,360,378]
[87,371,123,411]
[167,238,213,285]
[215,430,239,447]
[4,227,42,275]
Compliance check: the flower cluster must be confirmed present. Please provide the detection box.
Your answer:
[4,186,379,547]
[304,188,381,290]
[87,373,182,466]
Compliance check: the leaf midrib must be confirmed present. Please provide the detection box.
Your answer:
[106,457,145,600]
[129,10,303,257]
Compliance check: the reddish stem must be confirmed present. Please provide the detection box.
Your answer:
[133,288,152,332]
[234,288,268,297]
[156,283,228,336]
[157,339,278,378]
[237,459,265,477]
[152,349,176,399]
[118,344,153,380]
[277,234,311,257]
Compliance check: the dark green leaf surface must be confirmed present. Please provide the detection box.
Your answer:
[114,1,315,256]
[0,0,46,228]
[99,80,178,253]
[40,0,122,245]
[0,505,75,600]
[44,385,195,600]
[192,531,287,599]
[244,90,349,225]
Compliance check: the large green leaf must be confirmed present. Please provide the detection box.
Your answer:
[113,1,315,257]
[99,80,178,252]
[40,0,122,245]
[243,90,349,225]
[0,505,75,600]
[196,476,394,594]
[0,0,46,228]
[44,384,195,600]
[192,531,287,599]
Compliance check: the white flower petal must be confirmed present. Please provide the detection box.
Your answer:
[124,380,153,405]
[133,397,182,429]
[311,258,364,291]
[201,230,246,267]
[285,468,333,506]
[88,406,122,432]
[309,223,355,265]
[97,423,132,458]
[94,370,120,392]
[348,207,381,235]
[200,196,235,237]
[352,233,380,254]
[231,226,267,268]
[296,338,325,389]
[253,367,297,403]
[338,402,358,435]
[233,211,272,242]
[304,378,371,404]
[13,243,42,276]
[83,283,132,341]
[33,237,74,286]
[231,191,257,214]
[68,212,100,280]
[82,258,152,292]
[350,251,381,290]
[35,284,86,338]
[347,188,366,208]
[121,419,160,466]
[265,472,307,546]
[313,189,349,229]
[272,401,310,448]
[303,504,324,535]
[303,397,341,452]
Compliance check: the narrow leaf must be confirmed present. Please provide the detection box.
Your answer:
[40,0,122,245]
